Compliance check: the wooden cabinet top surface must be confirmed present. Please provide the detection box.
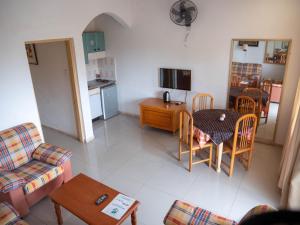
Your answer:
[140,98,186,111]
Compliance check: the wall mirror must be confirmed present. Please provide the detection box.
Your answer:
[264,40,289,65]
[227,39,291,144]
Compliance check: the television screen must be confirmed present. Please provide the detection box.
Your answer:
[159,68,191,91]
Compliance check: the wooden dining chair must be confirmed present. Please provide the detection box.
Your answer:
[222,114,258,176]
[235,96,256,114]
[192,93,214,113]
[261,80,272,123]
[247,75,261,88]
[242,88,262,121]
[178,110,212,172]
[231,75,241,87]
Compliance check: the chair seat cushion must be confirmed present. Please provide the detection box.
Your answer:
[32,143,72,166]
[164,200,237,225]
[13,160,64,194]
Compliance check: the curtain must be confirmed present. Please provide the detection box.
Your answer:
[278,78,300,208]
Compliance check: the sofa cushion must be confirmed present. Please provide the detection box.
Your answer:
[0,170,26,193]
[13,160,63,194]
[0,123,42,170]
[231,62,262,78]
[0,201,19,225]
[32,143,72,166]
[164,200,237,225]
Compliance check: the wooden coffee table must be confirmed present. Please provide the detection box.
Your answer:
[49,173,140,225]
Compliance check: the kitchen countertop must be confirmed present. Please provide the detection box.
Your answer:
[88,80,116,90]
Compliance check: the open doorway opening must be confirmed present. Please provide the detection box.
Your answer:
[227,39,291,144]
[81,14,129,131]
[25,39,84,142]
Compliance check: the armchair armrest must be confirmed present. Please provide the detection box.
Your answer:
[0,170,26,193]
[239,205,276,224]
[32,143,72,166]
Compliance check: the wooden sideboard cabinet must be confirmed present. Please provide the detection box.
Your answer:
[139,98,186,134]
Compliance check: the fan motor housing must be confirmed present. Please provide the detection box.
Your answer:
[170,0,198,27]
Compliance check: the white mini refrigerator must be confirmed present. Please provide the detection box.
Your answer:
[101,84,119,120]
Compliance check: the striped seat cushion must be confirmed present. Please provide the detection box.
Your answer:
[13,160,64,194]
[32,143,72,166]
[164,200,237,225]
[0,123,42,170]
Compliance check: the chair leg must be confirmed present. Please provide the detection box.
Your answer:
[189,149,193,172]
[208,145,212,167]
[214,145,218,165]
[178,141,182,161]
[247,150,253,170]
[229,154,235,177]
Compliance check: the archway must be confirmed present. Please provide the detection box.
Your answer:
[82,13,129,131]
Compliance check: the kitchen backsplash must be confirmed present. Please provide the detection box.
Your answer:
[86,57,116,81]
[86,59,99,81]
[98,57,116,81]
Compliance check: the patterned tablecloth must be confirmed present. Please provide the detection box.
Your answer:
[193,109,241,146]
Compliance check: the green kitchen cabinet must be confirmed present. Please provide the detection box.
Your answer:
[82,31,105,64]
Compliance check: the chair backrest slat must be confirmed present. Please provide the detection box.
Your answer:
[242,88,263,115]
[235,96,256,114]
[179,110,193,147]
[192,93,214,113]
[232,114,257,152]
[231,75,241,87]
[262,80,272,95]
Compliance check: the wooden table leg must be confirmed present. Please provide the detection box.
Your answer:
[54,202,63,225]
[131,209,137,225]
[216,142,223,173]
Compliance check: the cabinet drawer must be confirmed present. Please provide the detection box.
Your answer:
[142,109,172,129]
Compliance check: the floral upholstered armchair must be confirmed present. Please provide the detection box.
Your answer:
[0,123,72,216]
[164,200,275,225]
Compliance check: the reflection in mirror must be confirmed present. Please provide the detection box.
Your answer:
[228,39,290,143]
[265,40,289,65]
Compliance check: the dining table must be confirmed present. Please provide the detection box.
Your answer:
[193,109,242,173]
[229,87,269,108]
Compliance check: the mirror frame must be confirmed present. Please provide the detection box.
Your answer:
[227,38,292,145]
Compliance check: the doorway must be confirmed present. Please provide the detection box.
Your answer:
[227,39,291,144]
[25,38,84,142]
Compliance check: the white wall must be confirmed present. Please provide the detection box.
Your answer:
[233,41,286,81]
[0,0,133,142]
[1,0,300,145]
[30,42,77,137]
[93,0,300,145]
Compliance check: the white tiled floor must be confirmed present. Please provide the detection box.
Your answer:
[256,103,279,140]
[24,114,282,225]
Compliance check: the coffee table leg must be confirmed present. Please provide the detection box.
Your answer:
[54,202,63,225]
[216,142,223,173]
[131,209,137,225]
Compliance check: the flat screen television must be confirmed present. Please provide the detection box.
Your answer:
[159,68,191,91]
